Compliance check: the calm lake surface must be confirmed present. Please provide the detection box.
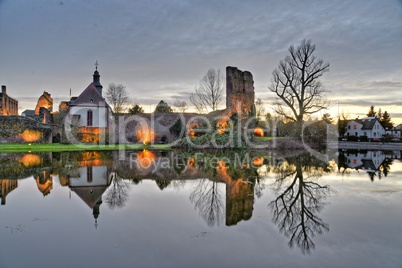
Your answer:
[1,149,402,268]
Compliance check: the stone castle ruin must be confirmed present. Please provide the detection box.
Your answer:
[224,66,255,117]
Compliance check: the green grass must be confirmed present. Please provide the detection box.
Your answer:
[0,143,171,153]
[255,136,289,141]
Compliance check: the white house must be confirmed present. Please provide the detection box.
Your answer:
[345,117,385,139]
[345,150,385,172]
[385,128,402,138]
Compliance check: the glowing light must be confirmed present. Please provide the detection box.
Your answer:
[216,160,232,183]
[136,150,156,169]
[254,127,264,137]
[19,129,42,142]
[253,157,264,166]
[136,126,155,145]
[19,154,42,167]
[78,151,104,166]
[77,127,102,143]
[217,119,229,135]
[187,122,199,138]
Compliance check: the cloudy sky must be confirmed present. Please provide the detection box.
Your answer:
[1,0,401,123]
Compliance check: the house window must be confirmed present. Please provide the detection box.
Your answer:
[87,110,93,126]
[364,132,367,136]
[354,125,357,129]
[348,125,351,129]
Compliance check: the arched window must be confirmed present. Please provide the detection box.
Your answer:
[87,110,93,126]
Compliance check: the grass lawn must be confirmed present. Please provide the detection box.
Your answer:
[255,136,289,141]
[0,143,171,153]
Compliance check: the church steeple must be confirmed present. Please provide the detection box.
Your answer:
[93,60,103,95]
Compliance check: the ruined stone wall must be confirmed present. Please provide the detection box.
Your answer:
[35,91,53,115]
[0,116,52,143]
[225,66,255,117]
[0,86,19,116]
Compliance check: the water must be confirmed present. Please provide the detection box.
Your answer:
[1,150,402,268]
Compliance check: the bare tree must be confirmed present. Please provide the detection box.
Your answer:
[255,98,266,119]
[190,69,224,113]
[190,179,224,227]
[269,39,330,137]
[173,99,187,113]
[106,83,129,113]
[269,154,334,254]
[104,173,130,209]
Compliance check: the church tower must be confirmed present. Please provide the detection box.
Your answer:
[93,60,103,95]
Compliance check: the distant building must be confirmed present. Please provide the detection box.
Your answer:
[0,85,18,115]
[21,109,35,118]
[345,117,385,139]
[35,91,53,115]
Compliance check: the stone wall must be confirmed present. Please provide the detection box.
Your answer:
[116,112,205,144]
[225,66,255,117]
[0,116,52,143]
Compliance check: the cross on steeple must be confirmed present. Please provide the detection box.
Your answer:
[95,60,99,70]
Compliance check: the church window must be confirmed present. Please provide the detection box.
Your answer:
[87,110,93,126]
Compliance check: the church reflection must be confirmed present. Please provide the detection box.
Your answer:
[2,149,401,251]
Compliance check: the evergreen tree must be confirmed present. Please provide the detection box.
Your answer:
[128,104,144,114]
[367,105,376,117]
[154,100,173,113]
[380,110,393,129]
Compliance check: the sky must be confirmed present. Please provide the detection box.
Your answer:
[1,0,401,123]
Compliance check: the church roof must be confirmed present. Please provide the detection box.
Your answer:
[70,185,109,208]
[69,83,109,107]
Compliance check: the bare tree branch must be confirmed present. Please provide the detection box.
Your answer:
[106,83,129,113]
[190,69,224,113]
[269,39,330,136]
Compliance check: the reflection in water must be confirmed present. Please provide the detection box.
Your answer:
[2,149,401,254]
[0,179,18,205]
[190,179,224,227]
[104,172,130,209]
[190,159,257,227]
[269,154,335,254]
[338,150,397,181]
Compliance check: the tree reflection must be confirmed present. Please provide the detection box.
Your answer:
[269,155,334,254]
[104,172,130,209]
[190,179,224,227]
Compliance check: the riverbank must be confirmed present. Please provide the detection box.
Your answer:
[0,143,171,153]
[329,141,402,150]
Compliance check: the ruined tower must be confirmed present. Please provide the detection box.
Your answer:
[225,66,255,117]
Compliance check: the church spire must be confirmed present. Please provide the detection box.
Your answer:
[92,60,103,95]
